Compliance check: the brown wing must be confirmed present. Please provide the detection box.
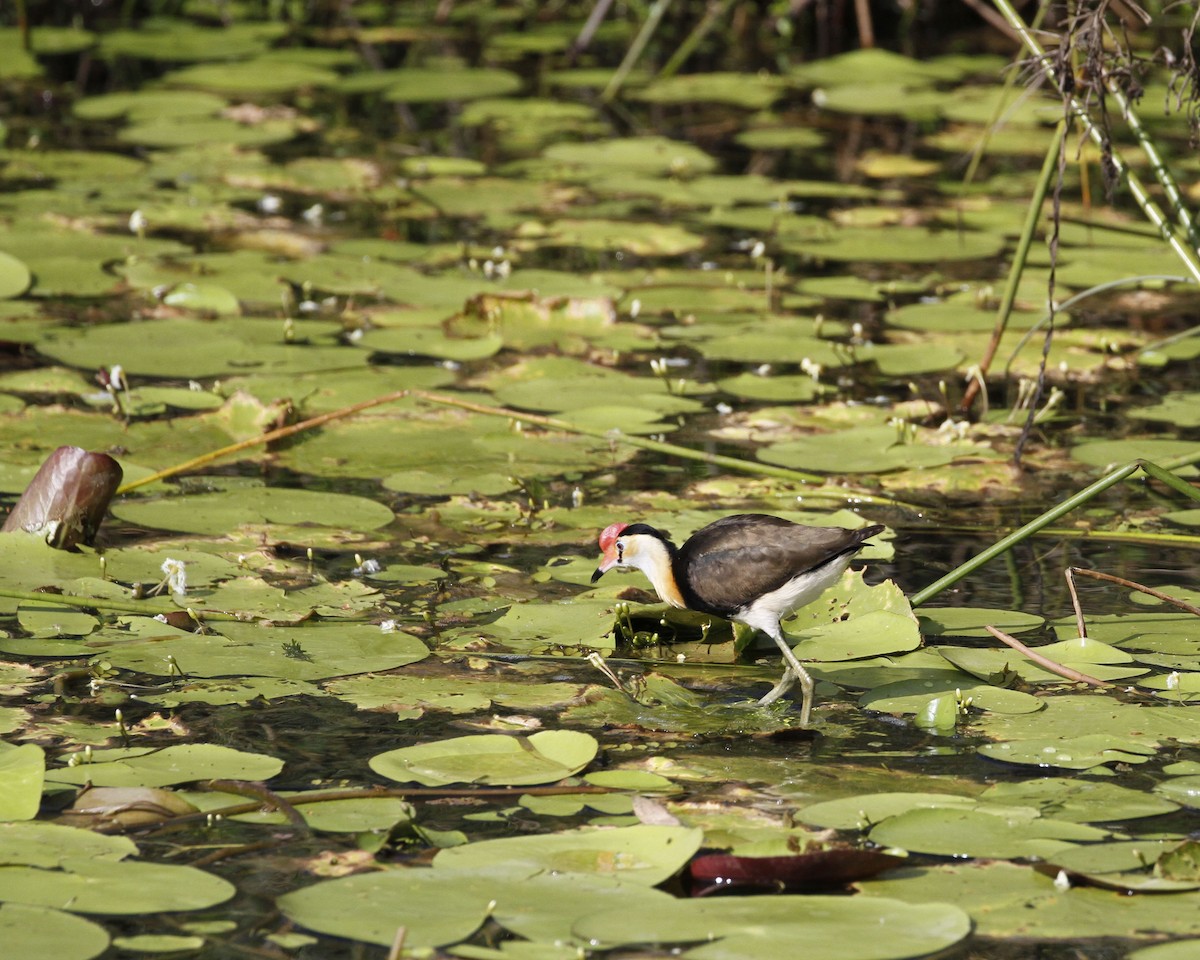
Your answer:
[677,514,883,616]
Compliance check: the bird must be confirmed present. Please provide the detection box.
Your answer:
[590,513,886,725]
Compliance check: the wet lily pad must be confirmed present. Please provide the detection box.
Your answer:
[434,823,702,887]
[0,746,46,821]
[111,487,394,536]
[574,894,970,959]
[383,67,522,103]
[632,73,785,109]
[760,425,989,474]
[46,744,284,788]
[369,730,598,786]
[0,252,32,299]
[859,860,1200,940]
[979,777,1179,822]
[543,137,717,176]
[0,904,109,960]
[164,59,339,94]
[0,859,235,915]
[867,806,1106,859]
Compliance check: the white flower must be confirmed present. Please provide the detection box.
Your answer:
[128,209,147,234]
[161,558,187,596]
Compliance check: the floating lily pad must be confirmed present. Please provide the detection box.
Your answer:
[0,744,42,821]
[798,792,978,831]
[369,730,597,786]
[632,73,785,109]
[543,137,717,176]
[384,67,522,103]
[0,904,109,960]
[978,734,1158,770]
[867,806,1105,859]
[779,225,1007,263]
[45,744,284,788]
[0,820,136,867]
[37,317,365,379]
[859,860,1200,940]
[164,59,339,94]
[574,894,970,959]
[111,487,394,536]
[979,777,1179,822]
[0,252,32,300]
[760,425,988,474]
[434,824,702,887]
[0,859,235,915]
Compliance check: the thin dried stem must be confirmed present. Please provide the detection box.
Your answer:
[984,624,1110,687]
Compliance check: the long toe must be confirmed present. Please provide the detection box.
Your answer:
[757,667,796,707]
[795,666,815,727]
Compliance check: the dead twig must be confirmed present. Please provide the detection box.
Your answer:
[984,624,1111,687]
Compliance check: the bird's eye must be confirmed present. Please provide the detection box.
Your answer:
[616,540,625,560]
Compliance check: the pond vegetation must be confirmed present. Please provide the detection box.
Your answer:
[1,1,1199,958]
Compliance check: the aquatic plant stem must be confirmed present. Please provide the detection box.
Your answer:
[116,387,899,504]
[659,0,735,78]
[910,454,1200,607]
[410,389,832,486]
[116,390,410,494]
[603,0,672,101]
[960,120,1066,414]
[984,625,1110,687]
[989,0,1200,283]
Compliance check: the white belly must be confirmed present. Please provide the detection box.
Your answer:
[731,555,852,638]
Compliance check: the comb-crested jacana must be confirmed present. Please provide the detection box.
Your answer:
[591,513,886,725]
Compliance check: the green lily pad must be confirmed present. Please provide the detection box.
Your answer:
[0,859,234,915]
[859,860,1200,940]
[574,894,970,959]
[111,487,394,536]
[45,744,284,788]
[978,734,1159,770]
[759,425,988,474]
[798,792,978,831]
[867,806,1106,859]
[861,679,1042,715]
[384,67,522,103]
[434,824,702,887]
[979,777,1179,822]
[543,137,717,176]
[0,904,109,960]
[0,744,44,821]
[369,730,598,786]
[632,73,785,109]
[164,59,339,94]
[0,251,32,299]
[778,226,1007,263]
[0,820,136,867]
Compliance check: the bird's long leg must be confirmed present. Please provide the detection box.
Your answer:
[759,628,815,726]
